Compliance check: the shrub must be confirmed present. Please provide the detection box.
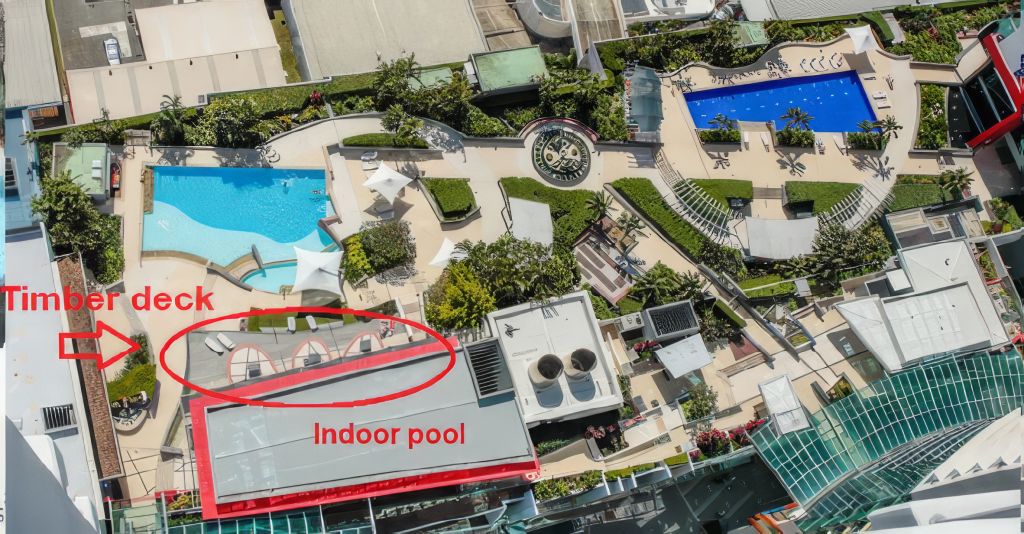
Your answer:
[888,184,952,211]
[424,262,496,331]
[916,85,949,149]
[500,177,593,255]
[775,127,815,148]
[533,471,604,502]
[991,197,1024,229]
[342,133,428,148]
[535,437,582,456]
[699,128,741,143]
[695,428,731,458]
[358,220,416,272]
[686,383,719,421]
[612,178,709,258]
[664,452,690,466]
[89,214,125,284]
[423,178,476,219]
[458,235,580,308]
[342,235,374,284]
[185,95,265,148]
[785,182,860,215]
[107,364,157,403]
[846,131,888,150]
[115,335,150,381]
[690,179,754,209]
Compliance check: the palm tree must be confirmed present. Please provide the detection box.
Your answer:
[631,262,683,306]
[874,115,903,139]
[780,107,813,130]
[857,120,876,133]
[939,166,975,199]
[395,115,424,147]
[617,212,649,240]
[586,191,617,221]
[708,113,733,131]
[152,94,185,145]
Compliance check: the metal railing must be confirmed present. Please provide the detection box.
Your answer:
[654,151,740,248]
[817,183,894,230]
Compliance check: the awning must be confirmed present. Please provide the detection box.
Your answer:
[746,217,818,260]
[291,247,343,294]
[363,163,412,205]
[655,334,712,381]
[758,374,810,434]
[508,198,553,247]
[428,237,468,268]
[846,26,880,55]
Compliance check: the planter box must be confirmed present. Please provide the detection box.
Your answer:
[696,128,741,146]
[417,178,481,225]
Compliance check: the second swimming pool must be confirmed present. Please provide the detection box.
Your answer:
[684,71,877,133]
[143,166,334,266]
[242,262,298,292]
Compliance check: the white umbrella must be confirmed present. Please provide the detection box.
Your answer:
[846,26,880,55]
[291,247,343,294]
[428,237,468,268]
[362,163,413,205]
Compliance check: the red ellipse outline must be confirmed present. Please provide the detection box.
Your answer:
[158,307,457,408]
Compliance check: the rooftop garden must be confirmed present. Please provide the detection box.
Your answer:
[532,471,604,502]
[785,182,860,215]
[342,220,417,285]
[916,85,950,150]
[690,179,753,210]
[107,335,155,403]
[422,178,478,221]
[887,3,1013,64]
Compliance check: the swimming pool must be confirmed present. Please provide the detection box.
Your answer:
[143,167,334,266]
[684,71,877,133]
[243,262,297,292]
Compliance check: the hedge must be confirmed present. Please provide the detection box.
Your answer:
[107,364,157,403]
[846,131,888,150]
[213,72,376,118]
[604,463,656,481]
[611,178,709,257]
[691,179,753,209]
[533,471,604,502]
[423,178,476,219]
[785,182,859,215]
[888,184,953,212]
[739,274,796,297]
[500,177,593,254]
[342,133,428,148]
[699,128,741,144]
[775,128,815,148]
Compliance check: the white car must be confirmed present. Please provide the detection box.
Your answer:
[104,38,121,65]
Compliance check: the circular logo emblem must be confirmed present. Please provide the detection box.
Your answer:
[532,129,592,186]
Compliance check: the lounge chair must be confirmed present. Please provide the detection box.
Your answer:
[742,131,750,150]
[816,138,825,155]
[306,315,318,332]
[247,363,262,379]
[205,337,226,354]
[304,353,322,367]
[872,91,887,100]
[760,132,770,151]
[216,333,236,350]
[875,99,892,109]
[287,316,296,333]
[833,135,847,155]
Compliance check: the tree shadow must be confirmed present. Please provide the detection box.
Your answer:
[775,149,806,176]
[419,124,465,156]
[156,148,195,167]
[850,154,895,180]
[213,148,273,168]
[707,151,731,170]
[374,263,419,287]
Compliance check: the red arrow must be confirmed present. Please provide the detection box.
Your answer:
[59,321,141,370]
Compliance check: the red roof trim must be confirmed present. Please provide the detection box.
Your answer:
[967,34,1023,148]
[190,338,539,520]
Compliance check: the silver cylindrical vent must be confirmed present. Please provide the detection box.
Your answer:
[563,348,598,379]
[529,354,564,390]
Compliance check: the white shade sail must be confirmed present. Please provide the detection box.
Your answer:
[655,334,711,381]
[291,247,343,294]
[362,163,413,205]
[429,237,468,268]
[846,26,880,55]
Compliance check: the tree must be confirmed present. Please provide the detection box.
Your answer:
[30,170,101,253]
[791,223,893,286]
[699,308,734,341]
[395,115,424,147]
[708,113,734,131]
[424,262,496,331]
[185,96,264,148]
[381,104,407,133]
[939,166,974,198]
[373,54,419,112]
[616,211,649,239]
[151,94,186,145]
[780,107,813,130]
[586,191,617,221]
[630,262,702,307]
[457,235,580,308]
[686,383,719,421]
[874,115,903,139]
[857,120,876,133]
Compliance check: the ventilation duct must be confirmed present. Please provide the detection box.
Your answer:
[563,348,597,379]
[528,354,563,390]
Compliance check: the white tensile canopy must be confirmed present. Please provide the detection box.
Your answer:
[758,374,811,435]
[429,237,468,268]
[291,247,343,294]
[655,334,711,381]
[362,163,412,205]
[846,26,880,55]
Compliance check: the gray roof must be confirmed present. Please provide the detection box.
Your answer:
[201,344,535,504]
[508,198,554,247]
[746,217,818,260]
[4,0,63,108]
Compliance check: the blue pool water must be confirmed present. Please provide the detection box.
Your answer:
[684,71,877,133]
[243,262,298,292]
[143,167,333,266]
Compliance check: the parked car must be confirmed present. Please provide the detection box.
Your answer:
[104,38,121,65]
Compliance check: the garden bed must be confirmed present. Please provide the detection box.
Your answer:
[738,274,796,297]
[342,133,429,149]
[500,177,594,253]
[422,178,478,222]
[690,179,753,209]
[784,182,859,215]
[610,178,710,258]
[697,128,741,145]
[916,85,950,150]
[775,128,815,148]
[532,471,604,502]
[604,463,657,481]
[342,220,417,284]
[888,184,952,211]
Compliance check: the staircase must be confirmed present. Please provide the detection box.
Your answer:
[655,152,744,250]
[817,179,894,230]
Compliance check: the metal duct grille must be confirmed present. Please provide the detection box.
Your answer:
[42,404,77,431]
[464,340,513,399]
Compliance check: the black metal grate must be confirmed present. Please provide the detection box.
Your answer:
[647,301,697,338]
[42,404,77,431]
[464,340,514,399]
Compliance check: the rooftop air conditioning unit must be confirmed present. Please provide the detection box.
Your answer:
[528,354,563,391]
[563,348,597,380]
[198,95,207,105]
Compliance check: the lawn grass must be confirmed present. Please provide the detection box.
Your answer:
[888,184,953,212]
[107,364,157,402]
[690,179,753,209]
[500,177,594,253]
[612,178,710,258]
[618,296,644,315]
[272,11,302,82]
[247,312,344,332]
[785,182,860,215]
[714,300,747,328]
[342,133,428,148]
[423,178,476,219]
[738,274,796,297]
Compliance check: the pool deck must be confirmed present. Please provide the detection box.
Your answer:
[94,35,1009,502]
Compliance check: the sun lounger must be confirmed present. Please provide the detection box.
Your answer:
[216,333,236,350]
[287,316,296,333]
[872,91,887,100]
[742,131,750,150]
[205,337,226,354]
[816,138,825,154]
[306,315,318,332]
[760,132,770,151]
[875,99,892,109]
[833,134,847,155]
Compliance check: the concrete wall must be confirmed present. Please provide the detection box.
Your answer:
[515,0,571,39]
